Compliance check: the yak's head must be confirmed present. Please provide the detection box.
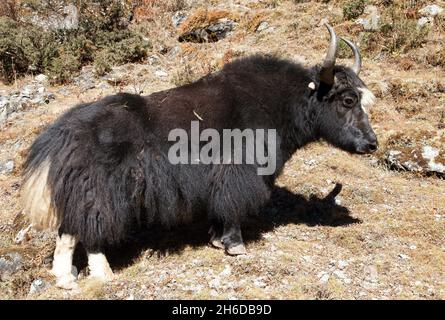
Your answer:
[311,24,378,154]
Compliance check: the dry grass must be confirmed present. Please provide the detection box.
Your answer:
[0,0,444,300]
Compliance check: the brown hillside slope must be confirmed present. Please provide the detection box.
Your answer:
[0,0,444,299]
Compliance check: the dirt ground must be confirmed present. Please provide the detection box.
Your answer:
[0,0,444,299]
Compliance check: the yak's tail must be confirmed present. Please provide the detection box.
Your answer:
[21,157,58,230]
[20,109,77,230]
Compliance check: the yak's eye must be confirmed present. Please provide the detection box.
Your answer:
[342,96,356,108]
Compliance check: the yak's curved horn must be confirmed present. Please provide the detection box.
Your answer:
[319,23,338,86]
[340,37,362,75]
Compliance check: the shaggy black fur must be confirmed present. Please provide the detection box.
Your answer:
[23,54,377,253]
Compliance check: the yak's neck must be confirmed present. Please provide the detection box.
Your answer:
[278,78,320,159]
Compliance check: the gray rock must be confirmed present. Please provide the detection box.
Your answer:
[0,160,15,175]
[0,84,57,123]
[172,11,187,28]
[58,88,71,96]
[417,16,434,28]
[98,82,111,90]
[0,252,23,281]
[256,21,270,32]
[155,70,168,78]
[178,18,236,43]
[28,278,48,295]
[0,98,23,124]
[207,19,236,36]
[103,66,129,85]
[422,145,445,174]
[35,74,48,83]
[30,5,79,31]
[418,5,443,17]
[384,141,445,177]
[14,224,33,244]
[356,5,380,31]
[20,85,35,99]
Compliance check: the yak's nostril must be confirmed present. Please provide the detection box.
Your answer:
[367,143,378,153]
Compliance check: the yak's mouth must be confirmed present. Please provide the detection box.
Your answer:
[355,140,378,154]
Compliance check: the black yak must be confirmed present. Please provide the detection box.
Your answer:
[21,24,378,289]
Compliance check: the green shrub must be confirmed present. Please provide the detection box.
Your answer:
[0,1,150,84]
[343,0,366,20]
[380,9,429,54]
[338,39,354,59]
[0,17,45,83]
[47,51,81,84]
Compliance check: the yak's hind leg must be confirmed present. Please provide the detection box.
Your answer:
[208,220,225,249]
[87,252,114,281]
[209,165,270,256]
[52,234,78,289]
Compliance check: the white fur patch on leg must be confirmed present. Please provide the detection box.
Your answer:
[21,159,59,230]
[88,253,114,281]
[52,234,78,290]
[358,87,376,114]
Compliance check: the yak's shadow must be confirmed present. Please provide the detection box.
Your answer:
[73,183,361,271]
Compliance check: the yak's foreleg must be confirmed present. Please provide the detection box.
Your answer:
[209,219,246,255]
[221,221,246,255]
[52,234,78,289]
[87,252,114,281]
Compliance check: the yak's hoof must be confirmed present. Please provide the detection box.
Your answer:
[226,244,247,256]
[88,269,114,282]
[55,275,78,290]
[210,238,225,250]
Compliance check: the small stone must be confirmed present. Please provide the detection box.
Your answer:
[418,5,443,18]
[418,16,434,28]
[355,5,380,31]
[319,273,330,284]
[0,252,23,281]
[333,270,343,277]
[14,224,32,244]
[58,88,71,96]
[21,85,35,98]
[256,21,269,32]
[98,82,111,90]
[35,74,48,83]
[29,278,48,295]
[44,93,56,103]
[172,11,187,28]
[398,253,410,260]
[31,97,44,105]
[364,265,378,284]
[178,19,236,43]
[253,277,267,288]
[155,70,168,78]
[220,265,232,277]
[0,160,15,175]
[338,260,349,270]
[209,277,221,289]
